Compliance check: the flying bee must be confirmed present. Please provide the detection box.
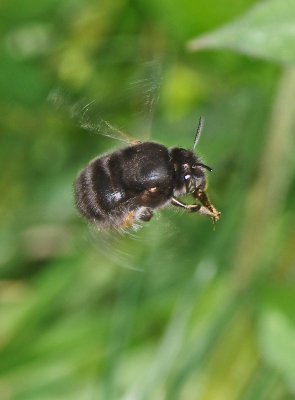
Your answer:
[74,117,220,231]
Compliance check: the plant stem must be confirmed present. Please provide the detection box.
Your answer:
[233,67,295,289]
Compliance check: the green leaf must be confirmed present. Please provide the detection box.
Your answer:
[187,0,295,65]
[258,309,295,394]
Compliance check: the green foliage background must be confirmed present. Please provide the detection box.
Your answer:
[1,0,295,399]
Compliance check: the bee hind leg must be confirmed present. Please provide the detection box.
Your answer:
[120,211,136,229]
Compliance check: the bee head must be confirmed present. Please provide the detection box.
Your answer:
[172,149,210,193]
[170,117,212,195]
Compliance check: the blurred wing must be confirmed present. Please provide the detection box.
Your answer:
[48,89,139,145]
[79,100,141,145]
[128,60,162,140]
[48,60,162,144]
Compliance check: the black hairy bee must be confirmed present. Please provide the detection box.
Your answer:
[75,117,220,230]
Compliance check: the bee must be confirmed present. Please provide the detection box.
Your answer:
[74,117,220,230]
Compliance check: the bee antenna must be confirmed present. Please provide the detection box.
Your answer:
[192,116,204,151]
[196,163,212,172]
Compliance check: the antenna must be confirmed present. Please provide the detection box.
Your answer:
[192,116,204,151]
[196,162,212,172]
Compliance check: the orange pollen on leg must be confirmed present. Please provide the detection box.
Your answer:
[121,211,135,229]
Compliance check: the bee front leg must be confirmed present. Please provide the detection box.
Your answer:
[193,189,221,228]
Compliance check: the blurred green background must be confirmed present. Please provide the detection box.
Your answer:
[1,0,295,399]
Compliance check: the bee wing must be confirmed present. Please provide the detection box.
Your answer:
[48,89,139,145]
[48,61,161,144]
[127,60,162,141]
[78,100,141,145]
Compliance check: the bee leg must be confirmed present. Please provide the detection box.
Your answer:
[171,196,217,217]
[193,189,220,218]
[171,197,201,212]
[139,208,154,222]
[193,189,221,228]
[120,211,136,229]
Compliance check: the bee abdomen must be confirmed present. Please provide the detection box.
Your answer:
[74,167,103,223]
[75,156,126,225]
